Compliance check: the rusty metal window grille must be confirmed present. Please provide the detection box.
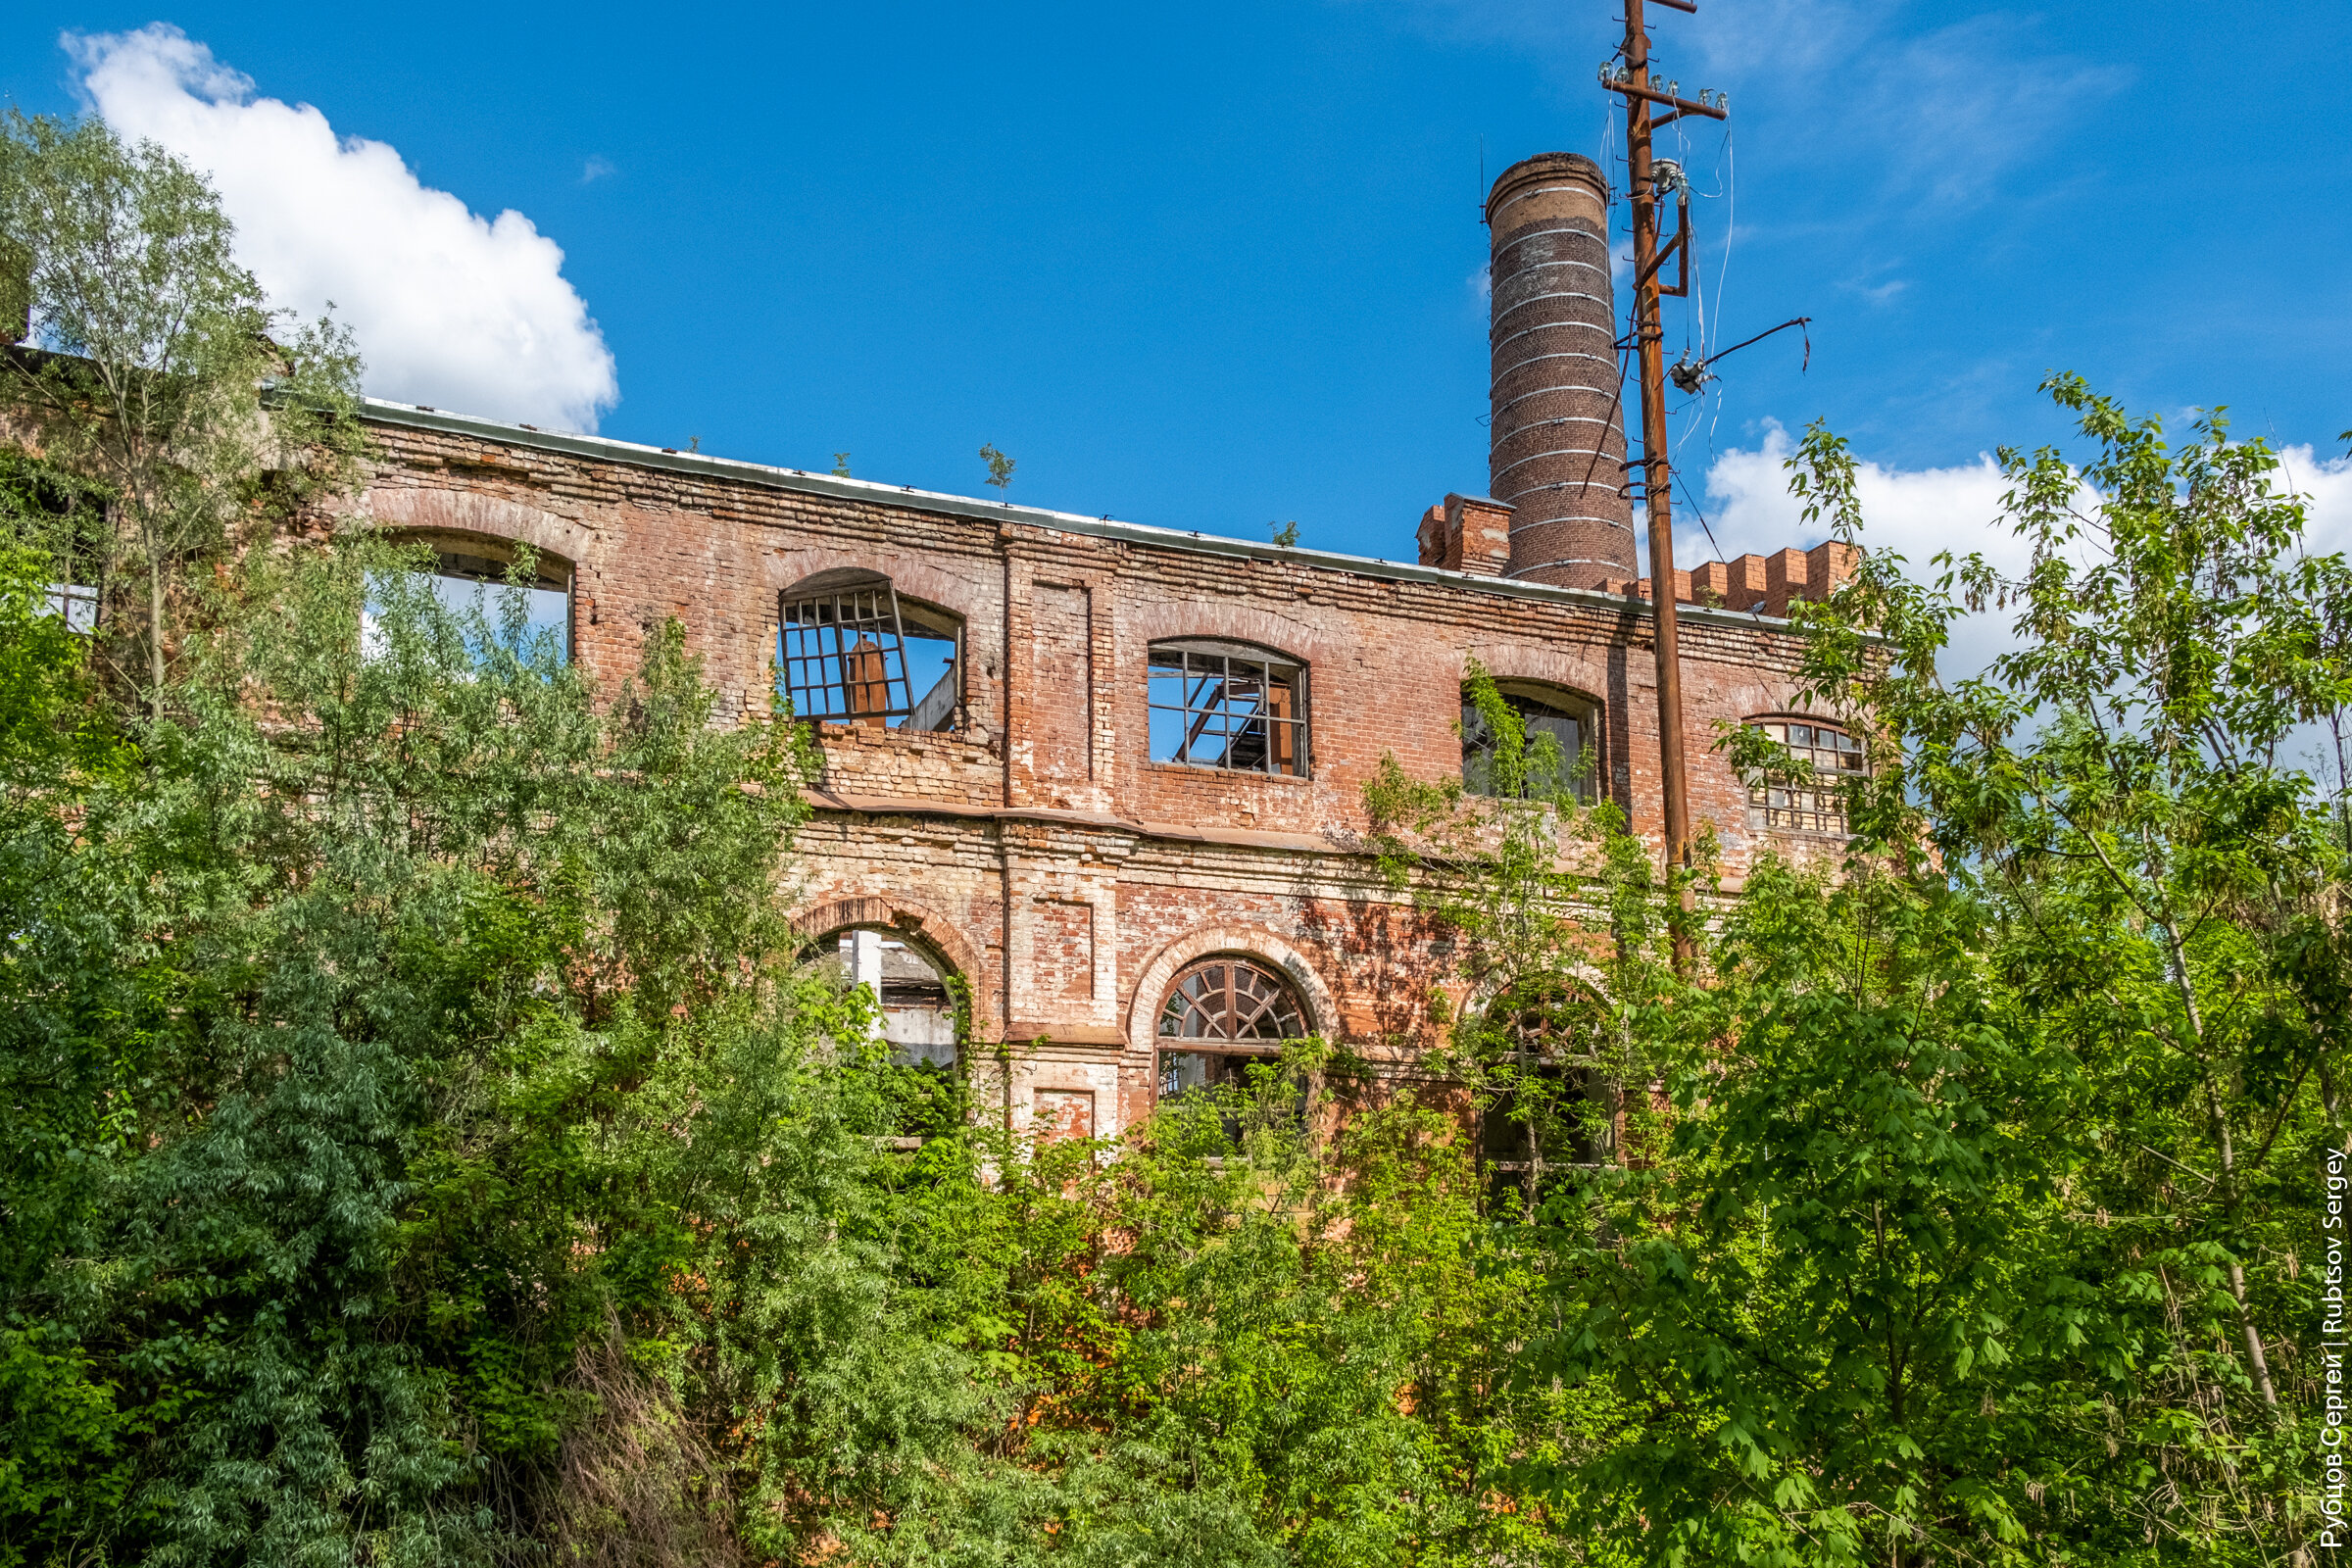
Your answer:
[1462,684,1598,801]
[1745,717,1865,834]
[778,570,960,731]
[1147,640,1307,776]
[1156,956,1308,1102]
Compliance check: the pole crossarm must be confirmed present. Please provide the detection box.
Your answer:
[1598,78,1728,121]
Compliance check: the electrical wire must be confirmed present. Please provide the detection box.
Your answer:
[1675,468,1739,582]
[1706,126,1736,460]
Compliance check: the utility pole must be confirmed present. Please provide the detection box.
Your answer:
[1602,0,1724,894]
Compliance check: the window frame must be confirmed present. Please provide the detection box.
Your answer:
[1152,958,1317,1104]
[1146,638,1310,778]
[777,569,962,732]
[1742,714,1866,836]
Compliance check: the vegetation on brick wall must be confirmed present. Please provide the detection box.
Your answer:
[2,112,2345,1568]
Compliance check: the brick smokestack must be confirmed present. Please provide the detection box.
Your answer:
[1486,153,1635,588]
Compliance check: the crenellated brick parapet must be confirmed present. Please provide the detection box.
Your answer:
[1596,539,1860,619]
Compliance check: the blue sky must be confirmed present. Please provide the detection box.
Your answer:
[5,1,2348,568]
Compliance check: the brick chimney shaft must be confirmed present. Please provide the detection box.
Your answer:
[1486,153,1636,588]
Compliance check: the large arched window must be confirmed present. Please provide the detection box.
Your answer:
[1462,681,1599,801]
[778,569,962,732]
[804,925,959,1069]
[1472,978,1614,1209]
[1154,956,1308,1102]
[1744,715,1865,835]
[1148,639,1308,776]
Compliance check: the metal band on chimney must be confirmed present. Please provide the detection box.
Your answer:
[1485,152,1636,588]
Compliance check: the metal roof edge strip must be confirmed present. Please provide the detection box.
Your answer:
[359,398,1804,633]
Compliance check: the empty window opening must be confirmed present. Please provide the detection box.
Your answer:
[1462,682,1599,801]
[779,569,960,731]
[429,546,572,659]
[806,926,958,1068]
[1745,716,1864,835]
[1148,639,1307,776]
[367,534,573,664]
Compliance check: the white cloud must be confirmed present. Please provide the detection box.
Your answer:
[68,24,618,432]
[1359,0,2129,217]
[1683,423,2352,685]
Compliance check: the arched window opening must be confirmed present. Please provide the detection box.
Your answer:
[1472,979,1615,1211]
[1148,639,1308,776]
[1154,956,1308,1104]
[369,532,574,663]
[804,926,959,1069]
[1462,682,1600,801]
[778,569,961,732]
[1744,715,1865,835]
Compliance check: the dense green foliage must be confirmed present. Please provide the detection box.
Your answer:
[1,107,2343,1567]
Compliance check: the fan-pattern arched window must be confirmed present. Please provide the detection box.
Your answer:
[1155,956,1308,1102]
[1462,682,1599,801]
[1158,957,1307,1041]
[1744,716,1865,835]
[1148,640,1308,776]
[778,569,961,732]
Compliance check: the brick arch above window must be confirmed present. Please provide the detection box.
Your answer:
[1120,599,1346,675]
[1455,644,1615,703]
[1125,924,1341,1049]
[352,486,598,566]
[790,895,989,1010]
[762,550,986,630]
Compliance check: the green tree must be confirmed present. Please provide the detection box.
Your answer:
[0,111,362,718]
[981,442,1015,494]
[1540,378,2346,1563]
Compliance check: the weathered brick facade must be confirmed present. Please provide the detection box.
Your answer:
[345,398,1851,1138]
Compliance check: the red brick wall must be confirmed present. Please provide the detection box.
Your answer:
[346,414,1846,1135]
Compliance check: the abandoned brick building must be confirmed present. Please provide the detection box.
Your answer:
[333,150,1855,1148]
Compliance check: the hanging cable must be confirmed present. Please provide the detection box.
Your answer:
[1706,127,1737,459]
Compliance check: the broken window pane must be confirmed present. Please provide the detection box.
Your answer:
[1744,716,1865,835]
[1147,639,1307,776]
[1462,683,1598,801]
[779,569,960,732]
